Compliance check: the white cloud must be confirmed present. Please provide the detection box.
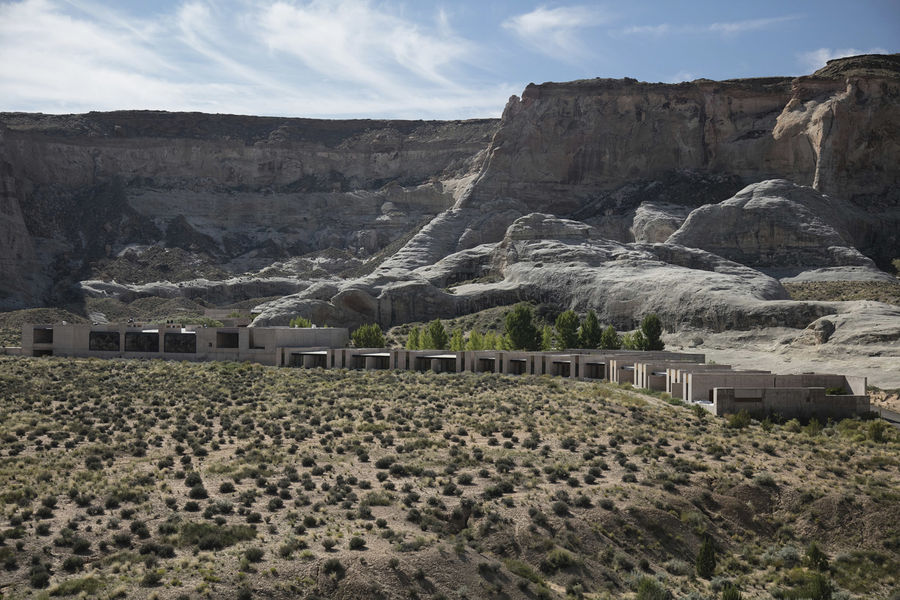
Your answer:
[502,5,613,60]
[0,0,517,118]
[664,71,698,83]
[707,15,799,34]
[798,47,890,73]
[622,15,799,36]
[621,24,670,35]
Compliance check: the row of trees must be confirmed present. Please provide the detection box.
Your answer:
[512,304,664,352]
[343,304,664,352]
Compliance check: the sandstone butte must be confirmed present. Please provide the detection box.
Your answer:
[1,53,899,385]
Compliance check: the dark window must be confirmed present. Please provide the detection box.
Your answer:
[216,331,239,348]
[33,349,53,357]
[164,333,197,354]
[89,331,120,351]
[125,332,159,352]
[33,328,53,344]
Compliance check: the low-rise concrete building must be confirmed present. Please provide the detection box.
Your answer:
[713,387,869,420]
[22,323,349,366]
[17,324,872,420]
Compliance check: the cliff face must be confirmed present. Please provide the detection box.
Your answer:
[464,55,900,263]
[1,54,898,321]
[467,77,795,214]
[0,112,498,306]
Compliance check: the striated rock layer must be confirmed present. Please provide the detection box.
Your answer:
[1,55,899,341]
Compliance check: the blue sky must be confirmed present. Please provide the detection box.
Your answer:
[0,0,897,119]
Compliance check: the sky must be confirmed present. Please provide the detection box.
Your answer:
[0,0,897,119]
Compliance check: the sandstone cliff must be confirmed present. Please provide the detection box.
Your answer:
[0,111,498,306]
[1,55,898,340]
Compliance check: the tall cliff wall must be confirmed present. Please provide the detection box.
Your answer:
[0,112,499,307]
[463,55,900,263]
[1,54,897,313]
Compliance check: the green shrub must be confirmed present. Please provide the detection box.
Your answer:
[178,522,256,550]
[542,548,576,572]
[721,585,742,600]
[50,576,101,596]
[504,558,544,584]
[290,316,312,328]
[349,536,366,550]
[635,576,671,600]
[245,547,264,562]
[322,558,344,578]
[727,410,751,429]
[30,563,51,588]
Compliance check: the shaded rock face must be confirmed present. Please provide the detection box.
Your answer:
[0,111,498,303]
[667,180,881,277]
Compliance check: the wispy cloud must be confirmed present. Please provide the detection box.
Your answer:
[708,15,799,34]
[0,0,517,118]
[798,47,890,72]
[502,5,613,60]
[622,15,799,36]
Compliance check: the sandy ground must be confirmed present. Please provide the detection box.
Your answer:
[665,327,900,390]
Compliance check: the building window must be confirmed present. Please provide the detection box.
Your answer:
[89,331,120,351]
[164,333,197,354]
[216,331,239,349]
[33,327,53,344]
[125,332,158,352]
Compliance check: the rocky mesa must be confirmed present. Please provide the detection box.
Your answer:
[1,54,899,371]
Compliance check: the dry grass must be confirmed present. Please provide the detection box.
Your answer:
[0,356,897,599]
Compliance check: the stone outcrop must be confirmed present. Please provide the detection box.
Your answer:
[667,179,883,278]
[0,111,498,302]
[1,54,898,339]
[253,213,842,332]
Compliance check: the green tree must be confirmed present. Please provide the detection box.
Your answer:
[421,319,448,350]
[505,303,541,350]
[641,313,664,351]
[696,536,716,579]
[555,310,580,349]
[466,330,484,351]
[623,330,648,351]
[449,329,465,351]
[483,331,501,350]
[406,326,421,350]
[599,325,621,350]
[351,324,384,348]
[289,316,312,328]
[579,309,602,349]
[541,325,554,351]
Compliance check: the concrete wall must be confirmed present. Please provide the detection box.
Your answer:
[687,372,777,403]
[22,323,348,366]
[714,387,869,420]
[774,374,867,396]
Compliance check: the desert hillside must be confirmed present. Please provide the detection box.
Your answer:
[0,356,897,599]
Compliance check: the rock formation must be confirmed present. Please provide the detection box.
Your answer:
[1,54,898,344]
